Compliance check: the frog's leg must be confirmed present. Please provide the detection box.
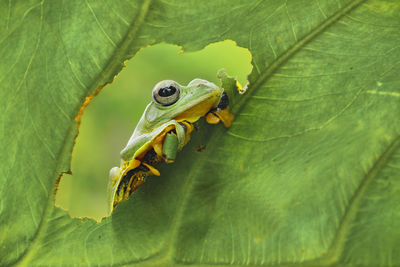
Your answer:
[164,120,194,163]
[151,120,193,165]
[162,133,178,163]
[160,121,190,163]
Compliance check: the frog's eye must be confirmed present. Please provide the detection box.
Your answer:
[152,80,181,106]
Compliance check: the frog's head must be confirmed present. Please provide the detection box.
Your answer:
[139,79,223,132]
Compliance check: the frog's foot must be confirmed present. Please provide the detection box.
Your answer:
[206,92,234,127]
[206,108,234,127]
[115,173,146,205]
[124,150,161,178]
[128,175,146,195]
[113,161,160,206]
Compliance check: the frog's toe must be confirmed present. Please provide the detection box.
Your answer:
[142,162,161,176]
[109,167,120,183]
[215,108,234,127]
[206,112,221,124]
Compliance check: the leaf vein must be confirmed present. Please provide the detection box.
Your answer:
[85,0,117,47]
[285,0,298,42]
[233,0,366,115]
[6,0,12,31]
[316,0,328,19]
[58,1,87,90]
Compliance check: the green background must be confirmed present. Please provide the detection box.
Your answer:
[55,41,252,220]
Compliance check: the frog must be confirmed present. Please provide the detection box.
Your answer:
[108,78,234,212]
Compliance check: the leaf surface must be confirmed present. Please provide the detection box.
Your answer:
[0,0,399,266]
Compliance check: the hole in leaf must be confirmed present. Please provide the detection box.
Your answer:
[55,40,252,221]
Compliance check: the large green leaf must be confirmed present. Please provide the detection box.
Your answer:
[1,0,399,266]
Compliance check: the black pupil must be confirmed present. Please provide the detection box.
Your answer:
[158,86,176,97]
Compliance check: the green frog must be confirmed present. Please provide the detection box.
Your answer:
[109,79,234,212]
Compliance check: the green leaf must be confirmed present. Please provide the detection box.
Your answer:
[1,0,400,266]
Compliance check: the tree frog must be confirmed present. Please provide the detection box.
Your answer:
[109,79,234,212]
